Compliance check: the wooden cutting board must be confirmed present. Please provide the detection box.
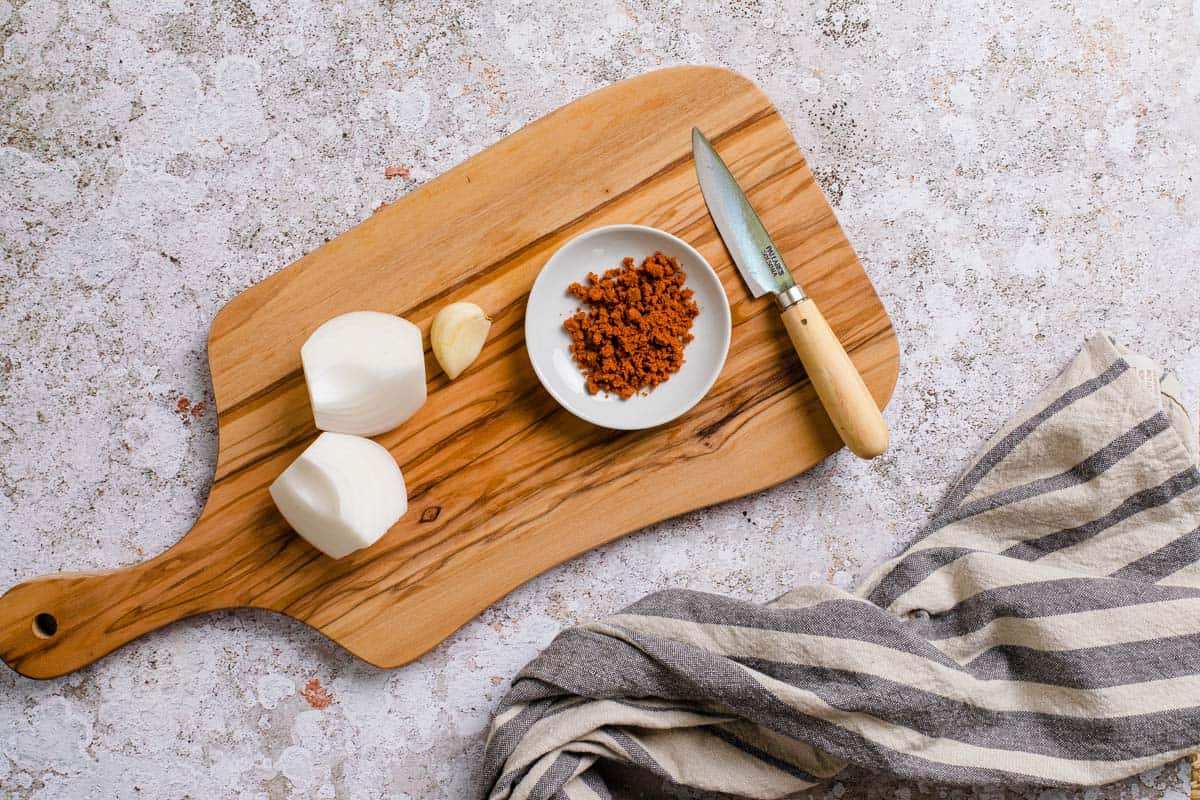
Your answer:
[0,66,899,679]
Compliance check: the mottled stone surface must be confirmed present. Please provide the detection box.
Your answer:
[2,1,1199,798]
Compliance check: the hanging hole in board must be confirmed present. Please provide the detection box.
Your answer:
[32,613,58,639]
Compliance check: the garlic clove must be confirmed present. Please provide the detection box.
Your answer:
[431,301,491,380]
[269,432,408,559]
[301,311,426,436]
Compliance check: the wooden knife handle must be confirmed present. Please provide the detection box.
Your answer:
[780,298,889,459]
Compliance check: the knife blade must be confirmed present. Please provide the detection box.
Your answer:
[692,127,889,459]
[692,128,802,303]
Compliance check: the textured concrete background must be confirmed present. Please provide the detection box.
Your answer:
[3,0,1200,798]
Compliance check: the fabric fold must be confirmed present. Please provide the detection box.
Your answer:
[477,334,1200,799]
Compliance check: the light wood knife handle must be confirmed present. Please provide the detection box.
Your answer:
[780,298,889,459]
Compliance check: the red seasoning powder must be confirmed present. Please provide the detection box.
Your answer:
[563,252,699,399]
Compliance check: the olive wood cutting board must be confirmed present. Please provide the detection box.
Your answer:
[0,66,899,679]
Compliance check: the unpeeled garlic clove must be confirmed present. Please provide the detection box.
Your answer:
[269,432,408,559]
[431,302,491,380]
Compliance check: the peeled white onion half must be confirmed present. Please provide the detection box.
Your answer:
[269,432,408,559]
[301,311,427,436]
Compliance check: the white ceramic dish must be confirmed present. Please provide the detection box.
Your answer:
[525,224,732,430]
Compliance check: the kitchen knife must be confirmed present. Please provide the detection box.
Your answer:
[692,127,889,459]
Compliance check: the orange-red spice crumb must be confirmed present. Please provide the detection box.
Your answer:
[562,252,699,399]
[301,678,334,709]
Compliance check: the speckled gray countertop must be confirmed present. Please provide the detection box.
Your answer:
[3,1,1200,798]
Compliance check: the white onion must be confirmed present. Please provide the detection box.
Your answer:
[269,432,408,559]
[301,311,426,436]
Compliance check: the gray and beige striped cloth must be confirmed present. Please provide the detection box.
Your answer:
[476,334,1200,799]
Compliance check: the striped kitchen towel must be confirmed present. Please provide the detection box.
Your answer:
[476,334,1200,799]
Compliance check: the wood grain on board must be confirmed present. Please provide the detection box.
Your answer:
[0,66,899,679]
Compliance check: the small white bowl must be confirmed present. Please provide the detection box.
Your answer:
[525,224,732,430]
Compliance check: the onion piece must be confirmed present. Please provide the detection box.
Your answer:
[301,311,426,436]
[269,432,407,559]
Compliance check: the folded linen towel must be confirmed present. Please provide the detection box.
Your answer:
[476,335,1200,800]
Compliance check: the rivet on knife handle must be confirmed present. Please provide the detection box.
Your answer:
[779,298,889,458]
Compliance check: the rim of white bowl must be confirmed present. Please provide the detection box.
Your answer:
[525,224,732,430]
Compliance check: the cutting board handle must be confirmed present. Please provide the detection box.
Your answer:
[0,514,288,680]
[0,544,211,680]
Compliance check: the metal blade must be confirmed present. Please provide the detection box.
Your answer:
[692,127,798,299]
